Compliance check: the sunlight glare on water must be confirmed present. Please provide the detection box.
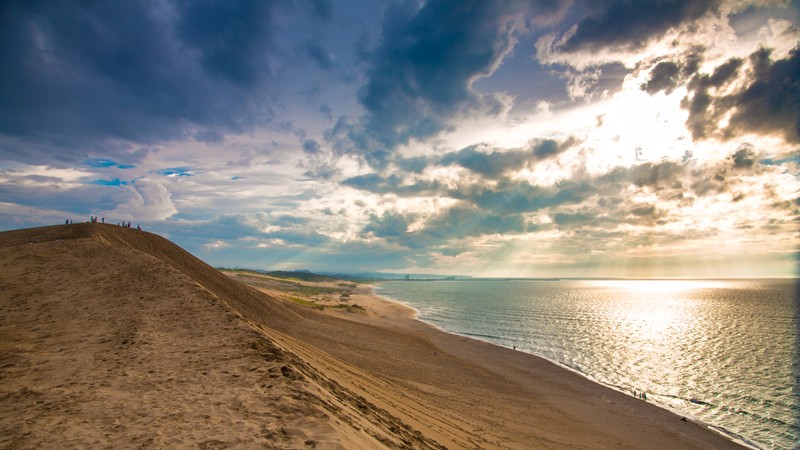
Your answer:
[375,279,798,449]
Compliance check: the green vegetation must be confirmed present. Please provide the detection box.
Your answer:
[286,296,325,310]
[220,267,365,313]
[331,303,365,312]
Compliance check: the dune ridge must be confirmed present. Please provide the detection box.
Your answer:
[0,224,438,449]
[0,224,742,449]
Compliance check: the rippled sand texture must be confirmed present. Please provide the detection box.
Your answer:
[0,223,742,449]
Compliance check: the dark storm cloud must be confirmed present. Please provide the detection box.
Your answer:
[304,41,336,70]
[424,205,529,238]
[302,139,322,155]
[174,0,285,85]
[464,179,595,214]
[671,46,799,143]
[725,47,800,143]
[303,0,333,21]
[704,56,743,87]
[395,155,432,174]
[730,143,756,169]
[362,212,412,238]
[559,0,721,52]
[681,56,744,137]
[440,138,578,177]
[0,0,309,163]
[441,145,528,178]
[343,173,442,196]
[642,61,682,94]
[362,205,529,248]
[682,56,737,129]
[354,0,565,154]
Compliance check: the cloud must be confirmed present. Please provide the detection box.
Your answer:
[353,0,565,155]
[641,61,682,94]
[395,155,432,174]
[304,41,336,70]
[106,179,178,222]
[725,46,800,142]
[342,137,796,262]
[0,0,308,163]
[535,0,727,69]
[369,137,578,181]
[362,212,412,238]
[302,139,322,155]
[303,0,333,21]
[174,0,285,86]
[559,1,722,53]
[730,143,756,169]
[343,173,442,196]
[680,46,800,142]
[464,178,595,214]
[440,137,578,177]
[424,204,529,238]
[361,204,529,250]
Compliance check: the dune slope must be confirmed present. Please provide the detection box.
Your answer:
[0,224,439,449]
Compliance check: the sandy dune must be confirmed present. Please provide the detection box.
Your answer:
[0,224,741,449]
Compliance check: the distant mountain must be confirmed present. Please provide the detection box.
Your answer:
[216,267,470,282]
[316,271,472,281]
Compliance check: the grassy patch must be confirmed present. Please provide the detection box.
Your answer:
[286,296,326,310]
[330,303,366,312]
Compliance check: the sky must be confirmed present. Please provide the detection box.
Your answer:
[1,0,798,278]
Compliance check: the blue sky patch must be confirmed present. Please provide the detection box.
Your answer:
[158,167,193,177]
[91,178,128,186]
[86,158,136,169]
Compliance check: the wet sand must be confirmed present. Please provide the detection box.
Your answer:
[1,224,742,449]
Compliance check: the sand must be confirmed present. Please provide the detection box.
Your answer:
[0,224,743,449]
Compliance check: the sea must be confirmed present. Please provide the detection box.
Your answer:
[374,278,798,449]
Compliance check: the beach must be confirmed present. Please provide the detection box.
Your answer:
[1,224,743,449]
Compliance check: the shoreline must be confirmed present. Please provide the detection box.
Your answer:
[352,282,755,449]
[3,225,748,449]
[229,268,742,447]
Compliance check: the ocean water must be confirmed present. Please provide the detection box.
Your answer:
[374,279,799,449]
